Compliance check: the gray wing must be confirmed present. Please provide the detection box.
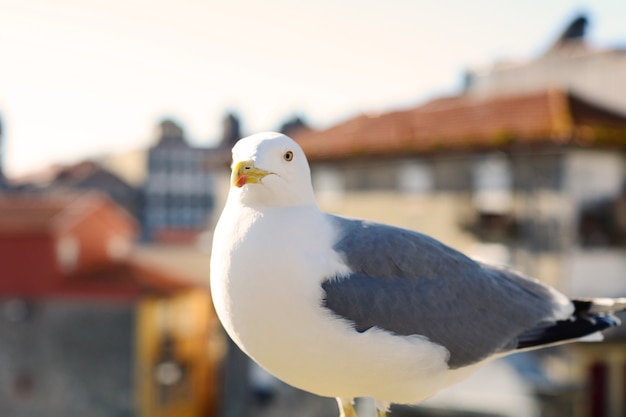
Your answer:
[322,215,567,369]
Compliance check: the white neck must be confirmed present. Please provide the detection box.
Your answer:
[228,177,317,210]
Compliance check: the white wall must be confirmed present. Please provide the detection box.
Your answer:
[564,249,626,297]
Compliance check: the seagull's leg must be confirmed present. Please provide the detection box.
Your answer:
[375,400,389,417]
[336,397,357,417]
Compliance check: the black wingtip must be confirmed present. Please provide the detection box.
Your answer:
[517,314,620,350]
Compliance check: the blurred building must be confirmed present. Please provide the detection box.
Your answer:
[7,118,217,244]
[52,161,143,221]
[0,192,224,417]
[464,15,626,116]
[0,114,5,190]
[7,160,144,223]
[279,114,312,138]
[143,119,215,243]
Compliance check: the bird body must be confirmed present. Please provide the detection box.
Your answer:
[210,132,625,416]
[211,200,478,404]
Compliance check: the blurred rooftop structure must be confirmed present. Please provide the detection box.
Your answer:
[0,192,223,417]
[464,14,626,117]
[293,89,626,161]
[0,192,200,298]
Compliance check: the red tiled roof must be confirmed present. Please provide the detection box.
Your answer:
[292,90,626,160]
[0,192,204,300]
[0,196,67,232]
[0,192,136,233]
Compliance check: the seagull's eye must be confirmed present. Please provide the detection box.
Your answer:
[283,151,294,162]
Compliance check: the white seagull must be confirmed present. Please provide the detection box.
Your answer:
[210,132,626,417]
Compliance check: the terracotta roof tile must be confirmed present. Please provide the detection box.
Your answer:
[0,193,81,232]
[0,192,136,233]
[292,90,626,160]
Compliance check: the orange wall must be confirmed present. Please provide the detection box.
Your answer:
[136,291,224,417]
[65,203,136,275]
[0,198,136,297]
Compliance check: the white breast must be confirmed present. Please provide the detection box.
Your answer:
[210,203,344,355]
[210,203,455,403]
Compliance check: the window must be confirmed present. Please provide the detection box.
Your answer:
[578,196,626,248]
[107,235,131,260]
[55,235,79,274]
[312,166,345,206]
[472,153,512,215]
[468,154,515,241]
[397,161,432,195]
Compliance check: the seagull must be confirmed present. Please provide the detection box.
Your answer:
[210,132,626,417]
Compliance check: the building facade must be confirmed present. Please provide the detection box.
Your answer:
[464,15,626,117]
[144,120,215,243]
[0,193,224,417]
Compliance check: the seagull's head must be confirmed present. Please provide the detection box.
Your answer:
[229,132,316,208]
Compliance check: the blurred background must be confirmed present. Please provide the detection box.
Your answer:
[1,1,625,416]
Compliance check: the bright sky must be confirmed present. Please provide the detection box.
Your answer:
[1,0,625,177]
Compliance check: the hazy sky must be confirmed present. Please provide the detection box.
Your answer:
[1,0,625,177]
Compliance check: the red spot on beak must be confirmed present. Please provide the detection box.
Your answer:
[235,175,247,188]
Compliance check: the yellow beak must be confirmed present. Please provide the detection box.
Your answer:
[231,160,271,188]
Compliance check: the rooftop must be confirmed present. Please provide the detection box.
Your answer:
[293,89,626,161]
[0,192,133,233]
[0,192,203,299]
